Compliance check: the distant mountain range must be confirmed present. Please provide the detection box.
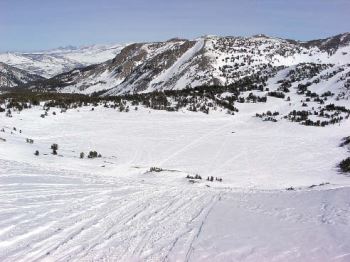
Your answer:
[0,43,127,79]
[0,33,349,97]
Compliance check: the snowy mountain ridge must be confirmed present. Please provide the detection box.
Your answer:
[19,32,350,96]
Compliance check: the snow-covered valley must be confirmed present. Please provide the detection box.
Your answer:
[2,0,350,258]
[1,96,350,261]
[1,31,350,261]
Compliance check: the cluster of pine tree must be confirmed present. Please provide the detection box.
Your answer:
[285,104,350,127]
[255,111,279,122]
[0,73,272,116]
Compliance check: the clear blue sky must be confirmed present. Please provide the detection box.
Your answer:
[1,0,349,52]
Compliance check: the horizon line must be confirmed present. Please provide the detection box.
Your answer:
[1,31,349,54]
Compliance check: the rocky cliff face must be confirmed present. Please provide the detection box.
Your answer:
[0,62,44,89]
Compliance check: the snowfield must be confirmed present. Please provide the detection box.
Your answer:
[1,99,350,261]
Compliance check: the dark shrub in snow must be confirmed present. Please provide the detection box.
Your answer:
[88,151,101,158]
[339,157,350,173]
[340,136,350,147]
[150,167,163,172]
[51,143,58,155]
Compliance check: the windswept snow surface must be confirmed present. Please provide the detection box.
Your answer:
[1,103,350,261]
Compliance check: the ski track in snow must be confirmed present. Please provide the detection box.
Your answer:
[0,159,219,261]
[2,161,350,261]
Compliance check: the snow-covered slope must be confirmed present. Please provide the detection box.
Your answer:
[1,94,350,260]
[0,43,127,78]
[25,33,350,95]
[0,62,44,89]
